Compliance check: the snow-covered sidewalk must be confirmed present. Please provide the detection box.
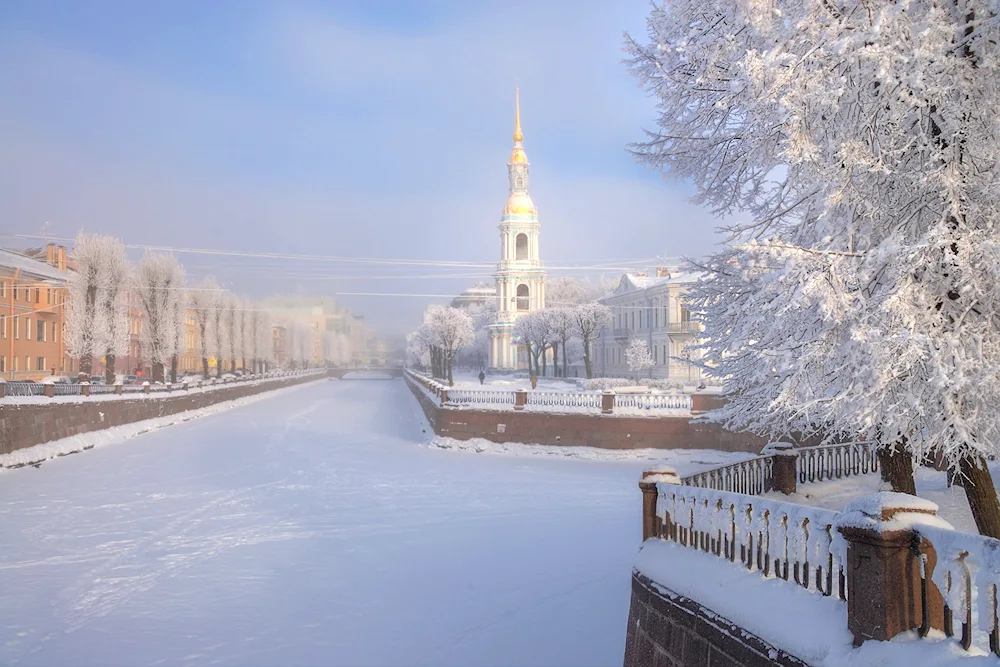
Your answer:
[0,378,730,666]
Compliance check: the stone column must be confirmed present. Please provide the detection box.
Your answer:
[601,391,615,415]
[44,383,54,398]
[639,467,680,541]
[115,384,123,395]
[514,389,527,410]
[837,493,945,646]
[81,384,90,397]
[762,442,798,495]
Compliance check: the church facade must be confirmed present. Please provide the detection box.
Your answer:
[487,89,546,371]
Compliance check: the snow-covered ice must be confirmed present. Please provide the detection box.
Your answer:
[0,378,730,666]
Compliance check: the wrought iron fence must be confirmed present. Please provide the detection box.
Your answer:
[796,441,878,484]
[51,384,81,396]
[447,389,517,407]
[681,456,775,496]
[654,484,845,599]
[4,382,45,397]
[912,524,1000,655]
[88,385,118,394]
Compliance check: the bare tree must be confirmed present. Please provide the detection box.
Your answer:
[573,302,612,379]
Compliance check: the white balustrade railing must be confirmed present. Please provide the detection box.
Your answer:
[447,389,517,407]
[615,392,692,411]
[797,441,878,484]
[524,391,602,412]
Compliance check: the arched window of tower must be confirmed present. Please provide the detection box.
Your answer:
[516,284,529,311]
[516,177,523,189]
[515,233,529,260]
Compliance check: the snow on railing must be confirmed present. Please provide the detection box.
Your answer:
[52,384,81,396]
[797,441,878,484]
[3,382,45,397]
[614,392,692,411]
[524,391,602,411]
[912,525,1000,654]
[88,384,118,394]
[681,456,775,496]
[404,369,446,404]
[447,389,517,407]
[653,483,845,599]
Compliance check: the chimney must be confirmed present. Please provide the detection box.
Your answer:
[57,246,67,271]
[46,243,56,266]
[656,267,671,278]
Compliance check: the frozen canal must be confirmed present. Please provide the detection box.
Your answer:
[0,379,733,666]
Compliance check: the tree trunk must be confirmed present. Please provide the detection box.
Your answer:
[582,337,593,379]
[105,353,116,385]
[552,343,559,377]
[562,336,569,377]
[202,357,209,377]
[542,345,548,377]
[170,355,178,383]
[152,361,165,384]
[80,353,93,378]
[447,355,454,386]
[959,455,1000,539]
[877,443,916,495]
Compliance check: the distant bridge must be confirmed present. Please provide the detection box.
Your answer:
[326,366,404,380]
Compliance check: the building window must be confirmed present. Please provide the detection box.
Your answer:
[516,177,524,189]
[25,356,29,371]
[681,307,691,322]
[12,285,18,300]
[0,281,5,298]
[25,317,31,340]
[14,316,19,340]
[52,322,57,342]
[516,284,529,311]
[515,233,529,261]
[37,356,45,372]
[0,314,4,338]
[13,356,17,371]
[655,309,659,328]
[37,319,46,341]
[47,288,52,304]
[654,345,657,363]
[631,311,634,329]
[0,355,4,372]
[35,288,41,304]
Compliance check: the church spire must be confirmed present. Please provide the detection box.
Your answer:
[513,86,523,143]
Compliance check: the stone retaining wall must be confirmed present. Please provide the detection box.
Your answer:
[624,573,809,667]
[0,374,323,456]
[406,378,768,452]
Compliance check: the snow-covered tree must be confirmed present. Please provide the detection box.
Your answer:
[625,338,653,381]
[423,306,474,386]
[513,310,552,382]
[65,233,130,380]
[133,252,185,384]
[252,307,273,374]
[572,302,612,379]
[218,292,235,374]
[546,307,576,378]
[627,0,1000,535]
[545,277,590,308]
[187,277,221,378]
[407,324,433,372]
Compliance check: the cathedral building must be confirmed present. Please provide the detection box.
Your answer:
[488,89,546,371]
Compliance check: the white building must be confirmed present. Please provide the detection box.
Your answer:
[488,88,545,371]
[595,269,703,383]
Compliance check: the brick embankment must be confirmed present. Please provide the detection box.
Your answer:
[0,373,324,457]
[405,377,769,452]
[624,573,809,667]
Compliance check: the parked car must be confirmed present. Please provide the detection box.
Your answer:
[89,376,107,385]
[39,375,72,385]
[123,375,141,385]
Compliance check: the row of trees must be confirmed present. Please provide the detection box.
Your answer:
[626,0,1000,535]
[65,233,304,384]
[511,302,612,380]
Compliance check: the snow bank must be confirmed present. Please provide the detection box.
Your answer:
[427,437,754,473]
[0,380,322,470]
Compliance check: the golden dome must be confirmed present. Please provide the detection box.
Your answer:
[503,192,536,216]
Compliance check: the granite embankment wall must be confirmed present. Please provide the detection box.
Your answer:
[0,373,323,456]
[406,378,769,453]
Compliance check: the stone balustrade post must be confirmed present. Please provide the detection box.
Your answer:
[837,493,945,646]
[514,389,527,410]
[762,442,798,495]
[115,384,123,395]
[601,390,615,414]
[0,381,5,399]
[44,383,54,398]
[143,384,150,394]
[166,383,172,393]
[439,388,449,406]
[81,384,90,397]
[639,467,680,541]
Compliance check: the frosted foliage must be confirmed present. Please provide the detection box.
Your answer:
[628,0,1000,463]
[133,252,185,366]
[254,309,274,364]
[545,277,589,308]
[241,298,254,364]
[572,302,612,342]
[512,310,552,354]
[625,338,653,375]
[218,293,235,364]
[324,332,350,365]
[286,322,313,365]
[424,306,474,362]
[65,233,130,360]
[186,277,221,363]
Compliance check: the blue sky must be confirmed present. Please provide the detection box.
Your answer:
[0,0,729,335]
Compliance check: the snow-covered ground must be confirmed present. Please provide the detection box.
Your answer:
[0,378,736,667]
[446,370,583,392]
[767,466,991,535]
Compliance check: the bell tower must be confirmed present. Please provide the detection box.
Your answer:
[488,87,546,371]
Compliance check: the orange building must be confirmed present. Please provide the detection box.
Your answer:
[0,245,72,380]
